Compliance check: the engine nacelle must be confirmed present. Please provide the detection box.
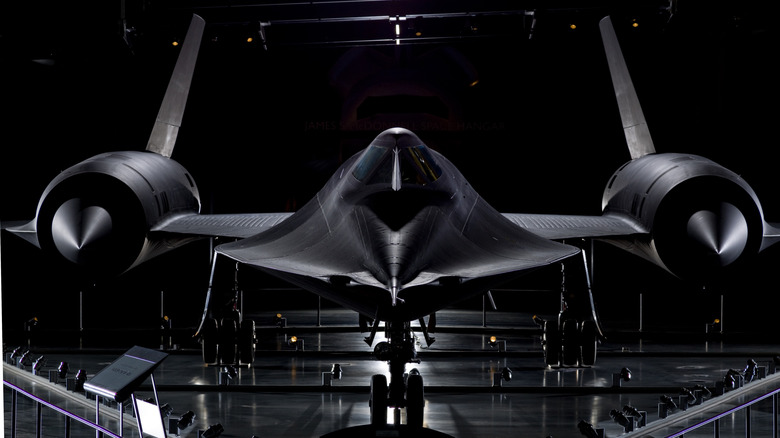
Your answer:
[601,153,765,280]
[34,151,200,276]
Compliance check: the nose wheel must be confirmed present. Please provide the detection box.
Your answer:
[369,321,425,429]
[405,371,425,428]
[369,371,425,428]
[369,374,388,426]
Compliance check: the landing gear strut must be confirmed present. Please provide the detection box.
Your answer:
[369,321,425,428]
[542,317,599,367]
[541,249,604,367]
[197,257,256,367]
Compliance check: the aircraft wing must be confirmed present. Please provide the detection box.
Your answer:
[502,212,647,240]
[216,227,580,290]
[152,212,294,239]
[153,210,645,274]
[214,196,584,291]
[1,220,40,247]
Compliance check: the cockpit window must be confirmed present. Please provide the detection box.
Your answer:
[403,145,441,183]
[352,144,442,187]
[352,146,391,182]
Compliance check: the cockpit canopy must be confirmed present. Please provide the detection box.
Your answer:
[352,128,442,189]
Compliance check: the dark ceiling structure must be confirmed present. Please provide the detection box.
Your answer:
[127,0,672,48]
[4,1,774,59]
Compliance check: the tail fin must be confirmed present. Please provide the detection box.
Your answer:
[599,16,656,159]
[145,14,206,158]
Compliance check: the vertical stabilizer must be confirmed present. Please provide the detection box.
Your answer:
[146,14,206,158]
[599,16,656,159]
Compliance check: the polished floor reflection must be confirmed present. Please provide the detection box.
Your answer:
[5,309,780,437]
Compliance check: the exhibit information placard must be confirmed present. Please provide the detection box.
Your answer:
[83,346,168,402]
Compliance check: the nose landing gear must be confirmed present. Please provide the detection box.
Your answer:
[369,321,425,429]
[324,318,453,438]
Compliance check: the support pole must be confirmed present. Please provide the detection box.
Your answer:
[482,295,487,328]
[132,394,143,437]
[639,293,643,333]
[79,291,84,332]
[118,401,124,436]
[772,393,778,438]
[95,396,100,438]
[36,401,42,438]
[589,239,595,287]
[12,389,17,438]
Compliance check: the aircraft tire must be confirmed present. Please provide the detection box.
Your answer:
[543,320,561,366]
[406,373,424,428]
[561,319,580,366]
[219,318,238,365]
[579,320,598,366]
[201,318,219,365]
[370,374,388,427]
[239,319,256,366]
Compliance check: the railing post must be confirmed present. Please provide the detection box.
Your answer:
[11,389,18,438]
[745,405,751,438]
[774,393,778,438]
[36,401,42,438]
[714,418,720,438]
[95,396,102,438]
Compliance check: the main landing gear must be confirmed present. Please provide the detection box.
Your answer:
[541,316,599,367]
[197,258,256,367]
[539,250,604,368]
[200,315,256,367]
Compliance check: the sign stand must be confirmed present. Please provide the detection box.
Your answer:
[83,346,169,438]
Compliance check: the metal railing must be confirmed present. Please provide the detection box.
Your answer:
[4,380,122,438]
[666,388,779,438]
[620,372,780,438]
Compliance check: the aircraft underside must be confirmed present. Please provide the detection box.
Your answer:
[196,246,602,435]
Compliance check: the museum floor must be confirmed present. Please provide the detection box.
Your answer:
[5,309,780,438]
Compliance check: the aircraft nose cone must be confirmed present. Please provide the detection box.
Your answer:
[51,198,114,264]
[686,202,748,267]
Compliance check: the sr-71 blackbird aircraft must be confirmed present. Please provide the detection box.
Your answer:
[4,13,780,431]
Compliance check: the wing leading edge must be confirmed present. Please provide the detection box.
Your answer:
[502,212,647,241]
[152,212,294,239]
[213,176,582,293]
